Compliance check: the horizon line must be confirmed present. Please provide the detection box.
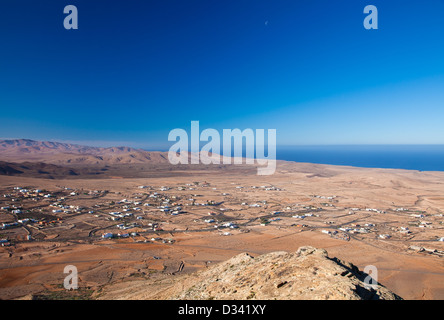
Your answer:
[1,138,444,150]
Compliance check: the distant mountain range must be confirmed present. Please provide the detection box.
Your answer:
[0,139,169,165]
[0,139,262,179]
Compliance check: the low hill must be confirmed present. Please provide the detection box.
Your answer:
[0,161,82,179]
[98,247,402,300]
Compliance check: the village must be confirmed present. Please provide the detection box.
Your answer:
[1,181,443,259]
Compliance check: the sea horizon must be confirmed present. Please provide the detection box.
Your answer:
[275,144,444,172]
[5,138,441,172]
[144,144,444,172]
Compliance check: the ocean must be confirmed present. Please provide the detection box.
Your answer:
[277,145,444,172]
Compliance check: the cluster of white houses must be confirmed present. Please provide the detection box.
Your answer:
[365,208,387,214]
[102,232,130,239]
[51,203,84,214]
[251,185,283,191]
[108,211,134,220]
[2,183,443,257]
[312,195,337,200]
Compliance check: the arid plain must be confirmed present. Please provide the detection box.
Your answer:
[0,140,443,300]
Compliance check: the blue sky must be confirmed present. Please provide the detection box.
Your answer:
[0,0,443,149]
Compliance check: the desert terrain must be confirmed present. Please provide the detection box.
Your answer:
[0,140,443,300]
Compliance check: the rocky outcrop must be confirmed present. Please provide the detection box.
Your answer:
[170,247,401,300]
[99,247,402,300]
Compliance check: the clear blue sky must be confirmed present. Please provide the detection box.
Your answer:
[0,0,443,149]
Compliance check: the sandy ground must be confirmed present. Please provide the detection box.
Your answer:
[0,161,443,300]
